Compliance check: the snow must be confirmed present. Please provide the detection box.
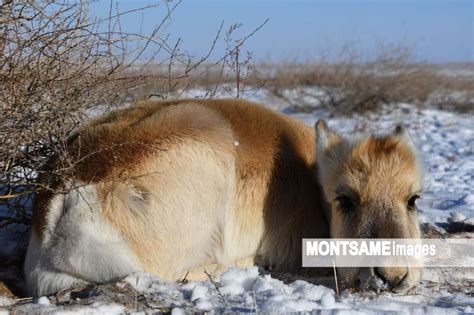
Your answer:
[449,212,467,223]
[119,266,473,313]
[124,268,340,312]
[37,296,50,305]
[1,85,473,313]
[5,301,126,314]
[0,297,13,306]
[171,308,185,315]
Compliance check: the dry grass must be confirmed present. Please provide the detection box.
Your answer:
[262,47,473,114]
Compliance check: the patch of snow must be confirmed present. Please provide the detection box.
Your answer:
[10,301,125,314]
[449,212,467,223]
[190,284,209,302]
[124,266,474,313]
[220,266,259,294]
[0,296,13,306]
[36,296,50,305]
[126,268,339,312]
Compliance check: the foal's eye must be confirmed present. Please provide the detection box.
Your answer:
[336,195,356,213]
[407,195,420,210]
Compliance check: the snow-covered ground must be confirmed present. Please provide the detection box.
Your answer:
[1,86,473,313]
[5,267,473,314]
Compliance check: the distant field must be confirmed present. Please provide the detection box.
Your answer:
[114,61,474,115]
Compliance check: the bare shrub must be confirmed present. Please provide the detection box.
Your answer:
[114,19,269,101]
[0,0,266,227]
[0,0,126,226]
[427,64,474,112]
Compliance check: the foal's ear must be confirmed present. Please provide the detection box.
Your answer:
[315,120,342,152]
[391,123,416,149]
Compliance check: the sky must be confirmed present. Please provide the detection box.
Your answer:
[90,0,473,63]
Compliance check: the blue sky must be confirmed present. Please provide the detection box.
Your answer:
[91,0,473,63]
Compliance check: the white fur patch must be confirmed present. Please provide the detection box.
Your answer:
[24,182,142,296]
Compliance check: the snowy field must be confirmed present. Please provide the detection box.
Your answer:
[1,87,473,313]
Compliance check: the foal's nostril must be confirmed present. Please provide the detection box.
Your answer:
[375,267,408,288]
[364,267,389,292]
[392,270,408,288]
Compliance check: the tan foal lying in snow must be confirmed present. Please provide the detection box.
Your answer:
[25,99,423,296]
